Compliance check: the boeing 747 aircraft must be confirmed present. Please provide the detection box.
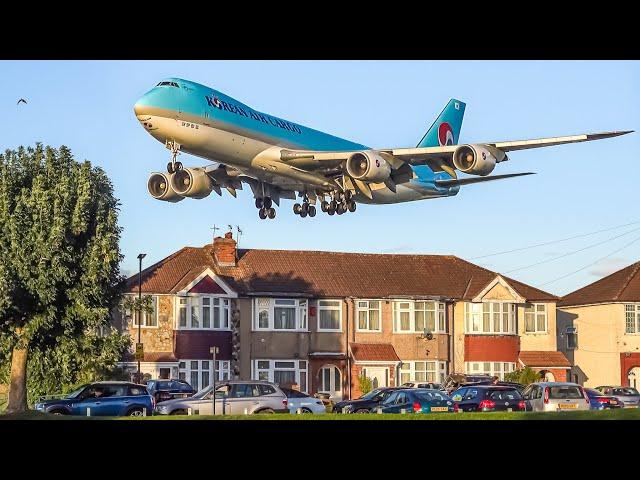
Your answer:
[134,78,631,220]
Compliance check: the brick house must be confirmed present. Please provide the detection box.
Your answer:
[114,232,568,399]
[558,260,640,388]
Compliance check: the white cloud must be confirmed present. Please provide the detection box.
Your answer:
[588,258,630,278]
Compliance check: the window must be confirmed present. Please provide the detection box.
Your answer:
[625,304,640,334]
[157,81,180,87]
[464,303,516,334]
[566,327,578,349]
[132,295,158,327]
[253,360,308,393]
[399,361,448,384]
[465,361,515,380]
[318,300,342,331]
[392,301,446,333]
[254,298,308,331]
[524,304,547,333]
[176,296,230,330]
[357,300,381,331]
[178,359,230,392]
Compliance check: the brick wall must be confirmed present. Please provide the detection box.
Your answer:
[464,335,520,362]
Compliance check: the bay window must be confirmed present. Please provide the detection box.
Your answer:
[254,298,308,331]
[465,361,515,380]
[318,300,342,331]
[393,300,446,333]
[132,295,158,327]
[625,304,640,334]
[399,361,448,384]
[465,302,516,334]
[524,303,547,333]
[357,300,381,331]
[176,295,230,330]
[253,359,308,393]
[178,359,230,392]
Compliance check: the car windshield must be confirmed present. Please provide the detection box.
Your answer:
[414,390,448,401]
[66,384,89,399]
[585,388,602,397]
[192,385,214,399]
[613,387,639,395]
[360,388,384,400]
[548,386,583,399]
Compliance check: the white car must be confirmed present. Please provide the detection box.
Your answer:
[521,382,591,412]
[280,387,326,414]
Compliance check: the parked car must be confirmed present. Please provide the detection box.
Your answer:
[280,387,326,414]
[521,382,590,412]
[584,388,622,410]
[332,387,402,413]
[401,381,442,390]
[441,373,495,394]
[495,381,525,392]
[380,388,457,414]
[450,385,526,412]
[34,381,154,416]
[595,386,640,408]
[146,379,195,403]
[155,380,288,415]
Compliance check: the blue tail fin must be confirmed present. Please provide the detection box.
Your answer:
[416,99,466,148]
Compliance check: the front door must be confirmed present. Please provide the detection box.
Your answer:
[363,367,389,389]
[319,365,342,401]
[629,367,640,389]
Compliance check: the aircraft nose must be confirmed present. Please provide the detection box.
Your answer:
[134,99,149,118]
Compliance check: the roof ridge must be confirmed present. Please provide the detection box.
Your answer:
[235,248,458,257]
[614,261,640,301]
[130,246,191,281]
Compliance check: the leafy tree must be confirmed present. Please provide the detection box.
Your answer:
[0,144,129,412]
[504,366,541,385]
[358,374,373,395]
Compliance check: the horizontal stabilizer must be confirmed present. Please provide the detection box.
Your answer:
[435,172,535,187]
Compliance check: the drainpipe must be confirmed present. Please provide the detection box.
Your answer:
[449,302,455,375]
[346,297,352,400]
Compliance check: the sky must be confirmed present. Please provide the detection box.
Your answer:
[1,60,638,296]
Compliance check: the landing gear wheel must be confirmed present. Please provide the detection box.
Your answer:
[300,209,308,218]
[336,203,346,215]
[167,162,175,174]
[267,207,276,219]
[321,201,329,212]
[263,197,273,209]
[330,200,337,211]
[255,198,264,209]
[347,201,357,213]
[174,161,183,171]
[258,208,267,220]
[308,205,316,217]
[301,203,309,215]
[328,206,336,216]
[293,203,302,215]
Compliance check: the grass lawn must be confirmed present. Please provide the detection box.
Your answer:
[3,408,640,420]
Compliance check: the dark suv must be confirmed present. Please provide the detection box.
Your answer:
[333,387,402,413]
[146,379,195,403]
[450,385,526,412]
[34,381,154,416]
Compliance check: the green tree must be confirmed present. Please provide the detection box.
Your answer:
[504,366,541,385]
[358,374,373,395]
[0,144,129,412]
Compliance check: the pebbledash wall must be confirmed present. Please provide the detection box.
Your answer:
[113,232,569,400]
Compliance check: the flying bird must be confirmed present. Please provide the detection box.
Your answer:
[17,98,27,105]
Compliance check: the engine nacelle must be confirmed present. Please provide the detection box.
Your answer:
[452,144,507,176]
[170,167,214,199]
[147,172,184,203]
[346,151,391,183]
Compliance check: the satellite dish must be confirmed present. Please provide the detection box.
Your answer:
[423,329,434,341]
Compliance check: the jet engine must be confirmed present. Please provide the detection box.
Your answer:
[147,172,184,202]
[452,144,507,176]
[346,151,391,183]
[170,167,215,199]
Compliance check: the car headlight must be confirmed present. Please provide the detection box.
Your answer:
[35,404,45,411]
[342,405,354,413]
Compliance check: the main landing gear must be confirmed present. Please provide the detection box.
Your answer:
[256,196,276,220]
[319,190,356,216]
[293,195,316,219]
[165,140,183,174]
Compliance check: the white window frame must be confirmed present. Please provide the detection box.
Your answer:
[392,300,446,333]
[524,303,548,333]
[252,359,308,393]
[464,302,517,335]
[625,304,640,334]
[253,298,309,331]
[175,294,231,330]
[178,359,230,392]
[398,360,448,384]
[465,361,516,380]
[131,295,159,328]
[317,299,343,332]
[356,300,382,332]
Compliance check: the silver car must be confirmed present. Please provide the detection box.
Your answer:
[595,386,640,408]
[155,380,289,415]
[522,382,590,412]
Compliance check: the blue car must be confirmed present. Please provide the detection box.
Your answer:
[584,388,622,410]
[34,381,155,417]
[380,388,457,414]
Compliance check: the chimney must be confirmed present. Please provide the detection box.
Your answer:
[213,231,237,266]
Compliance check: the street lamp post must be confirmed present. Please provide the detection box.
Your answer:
[210,346,219,415]
[137,253,146,381]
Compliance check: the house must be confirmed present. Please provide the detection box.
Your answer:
[114,232,567,400]
[558,260,640,388]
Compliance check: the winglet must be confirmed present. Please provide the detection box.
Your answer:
[586,130,633,140]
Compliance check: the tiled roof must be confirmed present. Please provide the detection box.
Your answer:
[518,351,571,368]
[350,343,400,362]
[559,261,640,307]
[123,352,177,363]
[126,245,557,302]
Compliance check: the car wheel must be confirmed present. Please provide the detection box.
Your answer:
[171,409,188,415]
[127,408,145,417]
[49,409,67,415]
[300,408,312,414]
[256,408,275,414]
[355,408,370,414]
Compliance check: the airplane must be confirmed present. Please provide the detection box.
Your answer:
[134,78,632,220]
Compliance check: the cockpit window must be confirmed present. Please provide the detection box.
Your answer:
[156,81,180,88]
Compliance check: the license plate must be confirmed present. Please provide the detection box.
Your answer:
[625,405,639,409]
[431,407,448,412]
[507,408,512,412]
[610,400,618,404]
[558,403,577,409]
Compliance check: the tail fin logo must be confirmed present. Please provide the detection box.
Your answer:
[438,122,455,146]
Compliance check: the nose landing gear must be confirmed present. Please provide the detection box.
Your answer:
[165,140,183,174]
